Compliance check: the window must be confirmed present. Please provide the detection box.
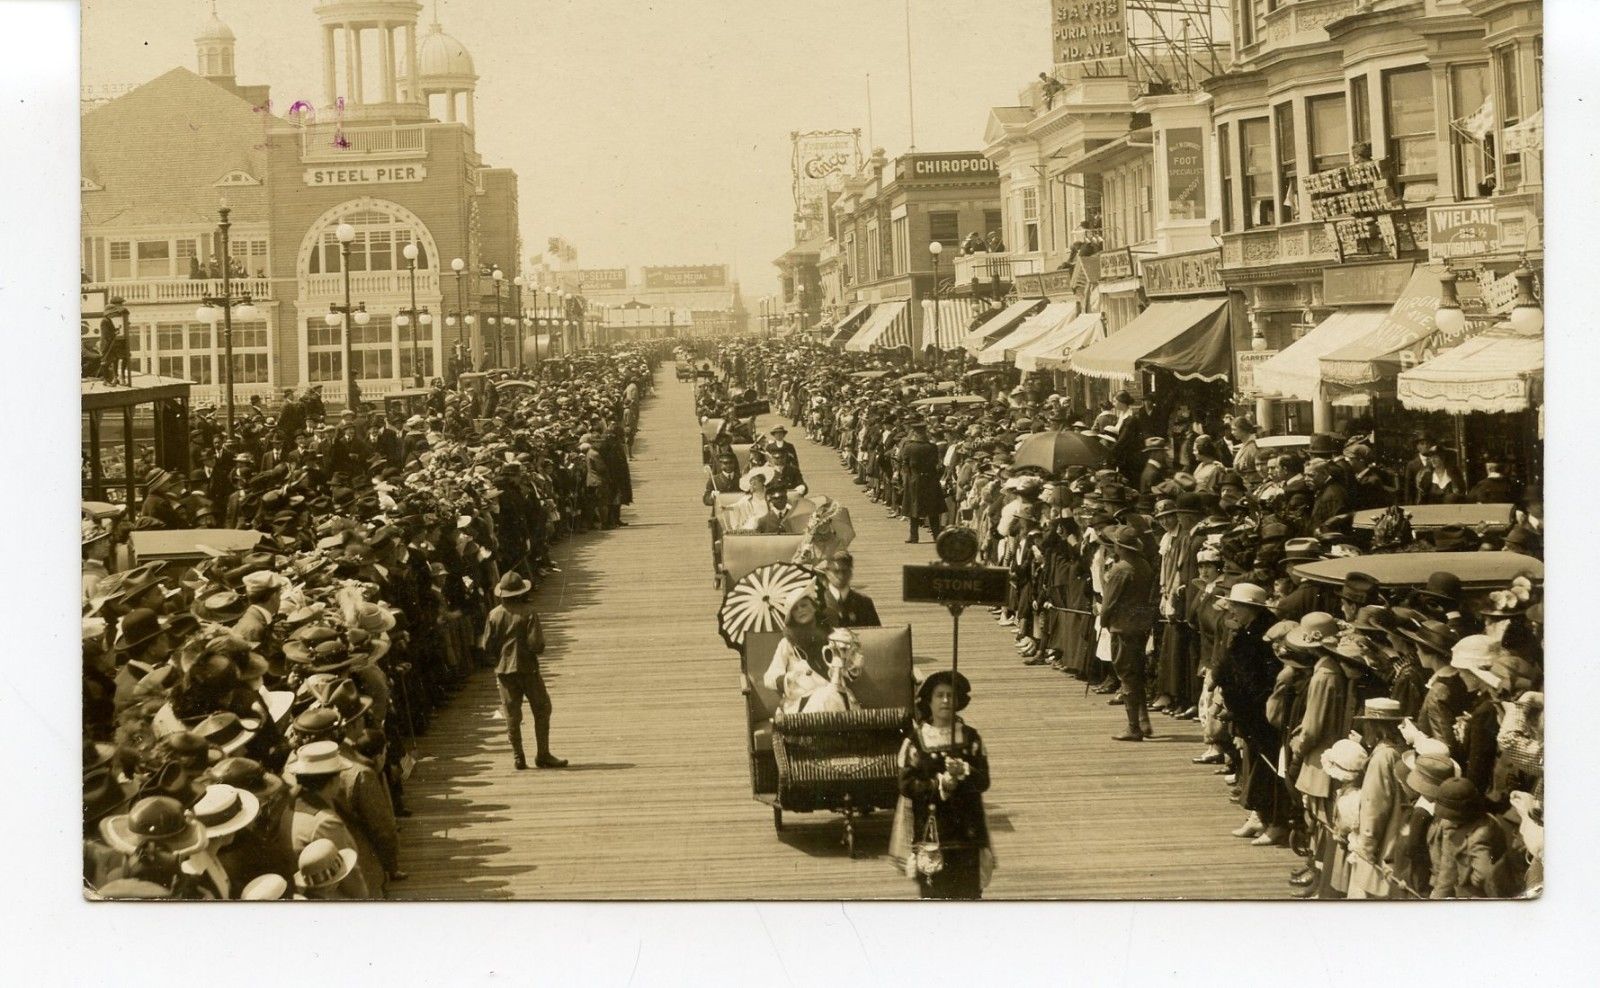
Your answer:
[188,354,214,385]
[1239,0,1256,47]
[1383,65,1437,201]
[308,351,343,382]
[891,216,908,274]
[1350,75,1370,147]
[1239,118,1274,228]
[1218,122,1233,232]
[231,353,269,385]
[1496,46,1523,192]
[244,239,269,278]
[1021,188,1040,252]
[136,241,171,279]
[865,222,880,281]
[188,324,212,350]
[305,209,428,276]
[1274,103,1298,222]
[1450,62,1494,199]
[398,346,435,381]
[983,210,1003,240]
[928,211,959,251]
[1307,93,1348,173]
[108,241,131,280]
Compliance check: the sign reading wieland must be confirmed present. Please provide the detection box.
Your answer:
[1052,0,1127,65]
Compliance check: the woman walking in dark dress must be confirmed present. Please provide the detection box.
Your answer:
[895,671,994,899]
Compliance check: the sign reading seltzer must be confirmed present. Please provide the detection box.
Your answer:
[903,564,1010,607]
[1052,0,1127,65]
[304,165,427,186]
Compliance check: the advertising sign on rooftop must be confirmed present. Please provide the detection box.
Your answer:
[1052,0,1127,65]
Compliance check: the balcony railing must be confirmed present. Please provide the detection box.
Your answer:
[299,122,428,162]
[952,250,1042,286]
[299,270,440,299]
[85,278,274,306]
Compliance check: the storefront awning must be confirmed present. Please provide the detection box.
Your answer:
[1070,297,1230,382]
[975,301,1078,365]
[823,303,872,346]
[1252,307,1390,402]
[1396,332,1543,414]
[1030,311,1105,372]
[1320,268,1450,389]
[844,301,909,352]
[960,299,1046,353]
[919,298,979,350]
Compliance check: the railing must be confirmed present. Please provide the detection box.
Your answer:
[1221,221,1341,269]
[299,122,428,162]
[952,250,1042,286]
[86,278,274,306]
[299,270,440,299]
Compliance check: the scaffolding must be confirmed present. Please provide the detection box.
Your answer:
[1074,0,1232,95]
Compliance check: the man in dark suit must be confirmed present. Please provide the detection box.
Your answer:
[1101,525,1157,741]
[762,425,803,492]
[896,420,944,543]
[1467,459,1519,504]
[819,551,881,628]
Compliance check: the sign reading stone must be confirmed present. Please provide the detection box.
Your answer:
[903,564,1010,606]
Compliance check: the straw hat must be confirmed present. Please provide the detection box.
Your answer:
[191,783,260,840]
[294,838,358,892]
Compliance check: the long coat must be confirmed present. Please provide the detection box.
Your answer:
[897,437,944,518]
[1293,655,1351,799]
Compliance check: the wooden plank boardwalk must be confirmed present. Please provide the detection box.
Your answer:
[396,365,1299,900]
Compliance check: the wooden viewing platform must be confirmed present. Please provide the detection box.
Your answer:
[396,366,1298,899]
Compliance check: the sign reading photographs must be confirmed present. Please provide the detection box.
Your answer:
[896,153,997,184]
[1427,204,1500,262]
[1165,128,1206,220]
[643,265,727,289]
[1051,0,1127,65]
[556,268,627,291]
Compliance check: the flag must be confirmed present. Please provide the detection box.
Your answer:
[1457,95,1495,142]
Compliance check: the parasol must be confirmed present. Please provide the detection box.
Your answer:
[787,496,857,564]
[494,379,537,392]
[898,372,933,384]
[848,370,891,380]
[718,561,820,650]
[910,394,986,409]
[1012,429,1107,474]
[700,417,727,441]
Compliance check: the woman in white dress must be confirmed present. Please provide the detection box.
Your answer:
[762,590,862,714]
[724,466,783,534]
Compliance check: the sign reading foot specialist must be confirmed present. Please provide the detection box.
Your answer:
[304,165,428,186]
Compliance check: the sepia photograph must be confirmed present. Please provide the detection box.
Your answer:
[68,0,1554,908]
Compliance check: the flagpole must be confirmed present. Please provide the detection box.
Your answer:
[904,0,916,151]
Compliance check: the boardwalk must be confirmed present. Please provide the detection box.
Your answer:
[397,366,1299,899]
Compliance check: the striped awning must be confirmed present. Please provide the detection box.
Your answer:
[1252,307,1390,402]
[823,303,872,347]
[1070,297,1231,382]
[1396,332,1543,414]
[919,298,980,350]
[844,301,910,352]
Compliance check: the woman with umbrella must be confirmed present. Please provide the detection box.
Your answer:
[894,671,993,899]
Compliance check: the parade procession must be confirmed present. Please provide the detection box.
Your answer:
[65,0,1556,915]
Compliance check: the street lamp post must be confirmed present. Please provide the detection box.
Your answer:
[491,266,504,367]
[447,256,471,381]
[328,221,369,408]
[927,240,945,369]
[397,242,432,387]
[196,200,258,437]
[512,275,525,373]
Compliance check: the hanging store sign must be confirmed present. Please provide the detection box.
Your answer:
[1323,261,1416,306]
[1235,350,1278,398]
[1097,247,1135,282]
[303,165,427,186]
[1427,204,1500,262]
[902,564,1010,606]
[1305,157,1418,262]
[1140,248,1222,297]
[1051,0,1128,65]
[1015,270,1077,299]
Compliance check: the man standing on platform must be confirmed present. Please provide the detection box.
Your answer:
[480,573,566,771]
[897,419,944,544]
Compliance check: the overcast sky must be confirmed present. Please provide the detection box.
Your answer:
[82,0,1052,297]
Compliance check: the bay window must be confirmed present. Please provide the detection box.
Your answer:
[1307,93,1349,173]
[1239,117,1273,229]
[1274,102,1298,222]
[1382,65,1437,202]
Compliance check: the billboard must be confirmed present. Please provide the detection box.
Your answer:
[555,268,628,291]
[643,265,727,290]
[1052,0,1127,65]
[793,130,860,240]
[1164,127,1206,220]
[896,153,997,183]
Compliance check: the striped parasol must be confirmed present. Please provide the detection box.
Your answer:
[717,561,820,650]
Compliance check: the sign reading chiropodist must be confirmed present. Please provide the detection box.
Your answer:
[1052,0,1127,65]
[897,153,997,183]
[303,164,427,186]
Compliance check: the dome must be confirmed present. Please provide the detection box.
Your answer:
[418,22,475,79]
[195,10,235,43]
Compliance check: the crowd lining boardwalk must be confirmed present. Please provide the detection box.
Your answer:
[397,366,1298,899]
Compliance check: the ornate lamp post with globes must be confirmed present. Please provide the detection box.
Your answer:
[926,239,945,368]
[326,221,369,409]
[397,241,432,387]
[196,199,258,437]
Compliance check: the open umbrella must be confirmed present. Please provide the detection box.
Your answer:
[910,394,986,409]
[787,496,857,564]
[1012,429,1107,474]
[898,372,933,384]
[849,370,891,380]
[494,379,537,392]
[700,417,727,441]
[718,561,820,650]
